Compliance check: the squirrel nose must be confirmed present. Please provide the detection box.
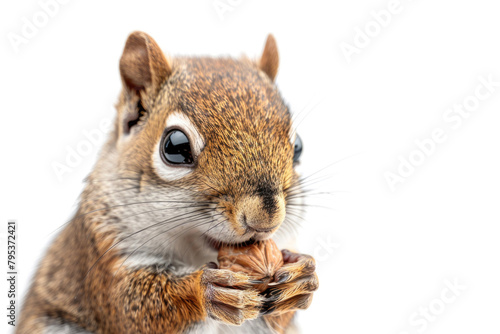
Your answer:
[237,194,286,232]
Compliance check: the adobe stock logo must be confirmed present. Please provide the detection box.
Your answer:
[212,0,243,21]
[51,118,112,182]
[397,278,466,334]
[385,74,499,192]
[339,0,416,64]
[7,0,71,54]
[313,235,341,262]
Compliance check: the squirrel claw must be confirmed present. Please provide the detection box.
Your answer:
[202,267,263,325]
[261,251,319,316]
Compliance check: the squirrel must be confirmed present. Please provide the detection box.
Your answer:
[17,31,319,334]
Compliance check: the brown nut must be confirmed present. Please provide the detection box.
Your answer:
[218,239,284,292]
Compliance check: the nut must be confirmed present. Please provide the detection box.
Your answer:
[218,239,284,292]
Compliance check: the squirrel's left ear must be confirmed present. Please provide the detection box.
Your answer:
[259,34,279,81]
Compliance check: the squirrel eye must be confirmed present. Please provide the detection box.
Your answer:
[162,130,194,165]
[293,135,302,162]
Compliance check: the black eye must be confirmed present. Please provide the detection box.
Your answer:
[293,135,302,162]
[162,130,194,165]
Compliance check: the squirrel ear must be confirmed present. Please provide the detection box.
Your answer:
[119,31,171,97]
[259,34,279,81]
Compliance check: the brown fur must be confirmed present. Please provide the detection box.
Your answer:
[17,31,317,333]
[17,211,207,333]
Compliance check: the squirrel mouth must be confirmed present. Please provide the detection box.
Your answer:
[204,236,257,251]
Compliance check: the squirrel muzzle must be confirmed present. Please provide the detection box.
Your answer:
[236,193,286,233]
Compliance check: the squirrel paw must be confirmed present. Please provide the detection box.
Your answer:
[261,250,319,315]
[202,263,263,326]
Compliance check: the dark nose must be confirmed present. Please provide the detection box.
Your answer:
[237,195,285,232]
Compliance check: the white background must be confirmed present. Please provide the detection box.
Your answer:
[1,0,500,333]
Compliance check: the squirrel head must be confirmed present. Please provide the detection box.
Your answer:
[91,31,302,260]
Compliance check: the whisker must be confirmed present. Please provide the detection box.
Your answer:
[112,219,216,279]
[199,179,225,197]
[290,173,337,189]
[119,204,212,221]
[180,214,226,259]
[287,203,335,211]
[291,99,323,138]
[79,186,140,205]
[292,153,361,186]
[200,215,226,239]
[286,190,347,200]
[85,177,141,184]
[284,210,306,222]
[83,208,213,280]
[285,173,338,195]
[48,199,215,236]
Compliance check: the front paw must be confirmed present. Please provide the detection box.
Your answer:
[202,263,263,326]
[261,250,319,315]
